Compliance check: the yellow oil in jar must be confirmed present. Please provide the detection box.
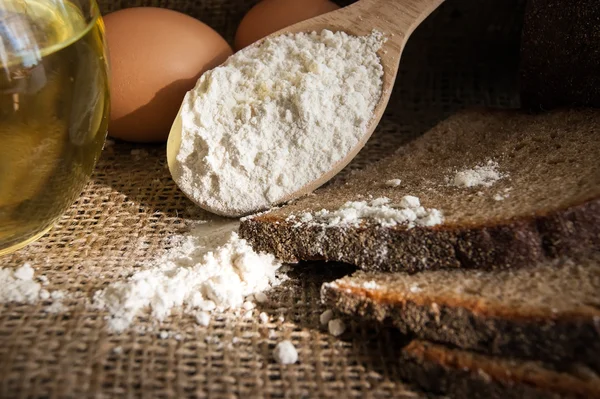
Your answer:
[0,0,109,254]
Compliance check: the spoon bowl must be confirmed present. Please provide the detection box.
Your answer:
[168,0,444,217]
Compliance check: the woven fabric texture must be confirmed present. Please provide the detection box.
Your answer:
[1,0,523,397]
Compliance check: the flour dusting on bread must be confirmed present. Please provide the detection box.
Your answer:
[285,196,443,229]
[451,160,505,188]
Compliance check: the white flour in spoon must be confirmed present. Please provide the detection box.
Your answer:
[173,29,385,216]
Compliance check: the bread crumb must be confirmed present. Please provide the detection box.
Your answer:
[319,309,333,325]
[196,311,211,327]
[243,301,255,310]
[159,331,169,339]
[385,179,402,187]
[113,346,123,354]
[273,340,298,364]
[328,319,346,336]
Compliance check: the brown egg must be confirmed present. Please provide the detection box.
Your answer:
[104,7,232,142]
[234,0,340,50]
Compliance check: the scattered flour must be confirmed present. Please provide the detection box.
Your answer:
[0,263,67,310]
[362,280,380,289]
[173,29,385,216]
[328,319,346,337]
[410,284,422,293]
[286,196,443,229]
[452,160,505,188]
[93,224,285,333]
[259,312,269,324]
[273,340,298,364]
[0,263,40,304]
[196,311,211,327]
[493,187,513,201]
[44,291,68,313]
[385,179,402,187]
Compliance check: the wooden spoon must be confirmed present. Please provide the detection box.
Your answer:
[167,0,444,217]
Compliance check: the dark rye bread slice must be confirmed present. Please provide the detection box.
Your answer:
[321,255,600,372]
[239,109,600,272]
[398,340,600,399]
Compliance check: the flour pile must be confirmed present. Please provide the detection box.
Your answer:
[93,224,284,333]
[173,29,385,216]
[0,263,67,312]
[0,263,41,304]
[452,160,505,188]
[286,196,443,229]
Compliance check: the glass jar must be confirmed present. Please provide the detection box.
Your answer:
[0,0,110,255]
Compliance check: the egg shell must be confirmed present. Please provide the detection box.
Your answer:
[104,7,232,143]
[235,0,340,50]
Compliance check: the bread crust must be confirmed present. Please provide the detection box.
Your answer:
[321,276,600,373]
[398,340,600,399]
[239,197,600,272]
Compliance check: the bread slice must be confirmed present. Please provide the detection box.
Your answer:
[321,255,600,372]
[239,109,600,272]
[398,340,600,399]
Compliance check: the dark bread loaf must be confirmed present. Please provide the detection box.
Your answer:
[398,340,600,399]
[239,109,600,272]
[321,255,600,372]
[520,0,600,110]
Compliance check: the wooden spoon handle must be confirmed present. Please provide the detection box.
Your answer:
[350,0,445,47]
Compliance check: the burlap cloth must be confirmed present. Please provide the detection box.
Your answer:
[0,0,524,397]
